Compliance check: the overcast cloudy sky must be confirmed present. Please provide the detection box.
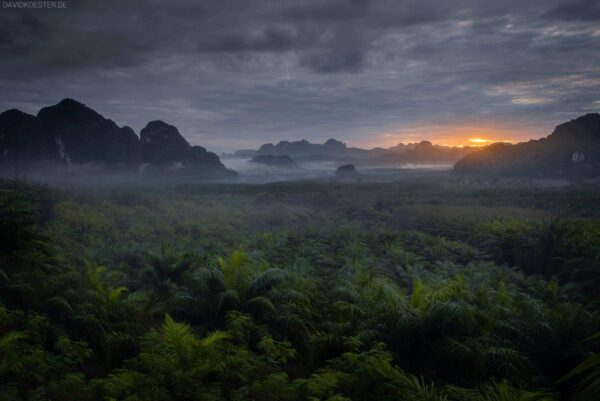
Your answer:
[1,0,600,151]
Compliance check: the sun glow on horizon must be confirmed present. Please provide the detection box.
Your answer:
[356,123,532,149]
[361,134,518,149]
[467,137,511,147]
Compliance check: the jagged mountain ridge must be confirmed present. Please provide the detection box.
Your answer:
[255,138,376,161]
[242,138,471,165]
[454,113,600,177]
[374,141,474,165]
[0,98,231,175]
[37,98,140,165]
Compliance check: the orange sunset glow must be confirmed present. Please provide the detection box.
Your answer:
[466,138,512,147]
[357,123,530,149]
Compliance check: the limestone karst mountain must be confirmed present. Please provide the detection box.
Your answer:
[0,99,232,176]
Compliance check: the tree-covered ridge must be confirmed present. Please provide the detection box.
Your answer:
[454,113,600,178]
[0,179,598,401]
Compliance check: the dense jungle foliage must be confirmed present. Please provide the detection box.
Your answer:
[0,176,599,401]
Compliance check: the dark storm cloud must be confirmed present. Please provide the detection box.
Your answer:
[300,47,364,73]
[0,0,464,76]
[283,1,365,22]
[0,11,48,51]
[545,0,600,21]
[200,27,302,53]
[1,0,600,151]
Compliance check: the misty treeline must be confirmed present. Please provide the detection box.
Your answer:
[0,178,599,401]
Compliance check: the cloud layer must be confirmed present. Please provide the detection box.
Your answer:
[2,0,600,151]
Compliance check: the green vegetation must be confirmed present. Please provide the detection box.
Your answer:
[0,177,598,400]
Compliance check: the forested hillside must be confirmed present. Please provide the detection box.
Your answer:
[1,178,598,401]
[454,114,600,178]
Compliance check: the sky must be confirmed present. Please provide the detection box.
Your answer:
[1,0,600,152]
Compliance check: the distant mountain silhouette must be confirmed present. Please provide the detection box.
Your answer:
[454,114,600,177]
[0,99,232,176]
[386,142,418,153]
[249,138,462,165]
[372,141,474,165]
[256,138,371,160]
